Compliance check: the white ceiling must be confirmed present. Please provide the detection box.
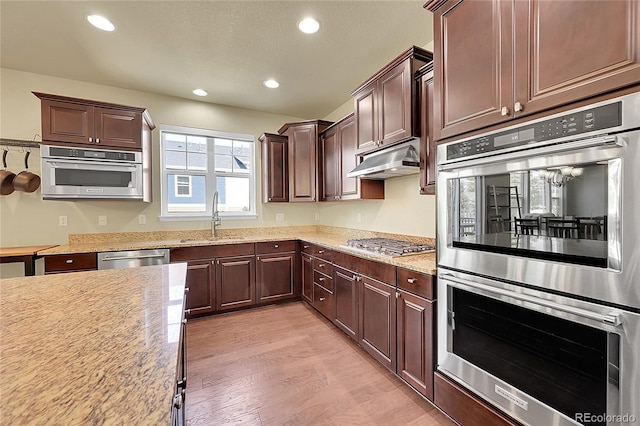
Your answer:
[0,1,434,119]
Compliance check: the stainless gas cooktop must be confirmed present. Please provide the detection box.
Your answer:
[340,238,435,258]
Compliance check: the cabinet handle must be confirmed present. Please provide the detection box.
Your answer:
[185,287,190,293]
[514,101,523,112]
[268,197,272,201]
[501,106,510,116]
[66,259,74,264]
[95,138,100,144]
[318,250,325,254]
[173,394,183,409]
[407,278,417,284]
[356,276,361,282]
[182,318,187,324]
[274,244,279,248]
[88,137,93,143]
[396,291,400,299]
[319,297,326,302]
[318,277,325,281]
[303,245,310,249]
[185,309,191,314]
[352,275,357,280]
[257,256,260,260]
[318,263,325,268]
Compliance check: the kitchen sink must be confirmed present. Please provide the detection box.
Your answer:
[179,236,245,243]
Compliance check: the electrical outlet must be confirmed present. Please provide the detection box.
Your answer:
[98,215,108,226]
[314,212,320,221]
[138,214,146,225]
[275,213,284,222]
[356,213,362,223]
[59,216,68,226]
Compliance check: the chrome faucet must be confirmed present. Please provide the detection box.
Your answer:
[211,191,221,238]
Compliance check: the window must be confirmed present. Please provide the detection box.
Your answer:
[160,125,256,220]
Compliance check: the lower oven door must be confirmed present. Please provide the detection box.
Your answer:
[437,268,640,426]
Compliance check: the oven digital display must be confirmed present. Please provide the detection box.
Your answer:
[494,128,534,147]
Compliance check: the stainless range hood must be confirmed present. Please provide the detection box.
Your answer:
[347,140,420,180]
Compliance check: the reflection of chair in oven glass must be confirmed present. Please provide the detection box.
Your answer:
[488,215,506,233]
[576,216,607,240]
[546,218,579,238]
[459,217,476,236]
[514,217,540,235]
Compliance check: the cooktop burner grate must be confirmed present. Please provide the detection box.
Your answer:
[341,238,435,258]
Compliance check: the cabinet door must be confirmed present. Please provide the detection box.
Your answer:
[359,275,396,372]
[354,84,378,153]
[420,71,436,195]
[333,266,358,340]
[41,100,95,145]
[338,115,359,199]
[301,253,313,303]
[514,0,640,117]
[432,0,514,140]
[261,134,288,202]
[94,107,143,149]
[321,128,340,201]
[256,252,295,303]
[216,255,256,311]
[288,124,317,202]
[184,260,215,317]
[397,289,435,400]
[378,60,413,147]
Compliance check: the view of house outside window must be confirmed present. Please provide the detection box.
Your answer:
[159,126,256,220]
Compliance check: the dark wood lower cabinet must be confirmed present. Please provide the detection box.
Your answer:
[184,260,215,317]
[216,255,256,311]
[301,253,313,302]
[256,252,295,303]
[397,289,435,400]
[333,265,358,341]
[434,372,521,426]
[359,275,396,372]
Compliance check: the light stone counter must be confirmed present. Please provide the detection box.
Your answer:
[37,226,437,275]
[0,263,187,425]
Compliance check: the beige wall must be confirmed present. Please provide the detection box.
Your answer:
[0,67,436,276]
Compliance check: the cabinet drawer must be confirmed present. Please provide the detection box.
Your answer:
[255,240,297,255]
[312,257,333,276]
[313,270,333,292]
[44,253,97,273]
[301,242,333,261]
[313,283,335,320]
[397,268,435,300]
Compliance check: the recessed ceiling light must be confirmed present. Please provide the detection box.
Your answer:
[87,14,115,32]
[298,17,320,34]
[263,80,280,89]
[192,89,208,97]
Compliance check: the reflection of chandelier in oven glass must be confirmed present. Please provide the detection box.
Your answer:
[539,167,583,187]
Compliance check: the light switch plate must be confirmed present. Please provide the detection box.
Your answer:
[138,214,146,225]
[275,213,284,222]
[98,215,107,226]
[59,216,68,226]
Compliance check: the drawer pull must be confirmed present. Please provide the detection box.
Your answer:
[318,263,325,268]
[303,245,310,249]
[407,278,417,284]
[318,250,325,254]
[66,259,74,264]
[185,287,190,293]
[274,244,279,248]
[319,297,326,302]
[318,277,325,281]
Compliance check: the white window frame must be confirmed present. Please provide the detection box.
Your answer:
[159,124,257,221]
[174,175,192,198]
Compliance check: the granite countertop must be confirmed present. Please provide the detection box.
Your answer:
[36,226,437,275]
[0,263,187,425]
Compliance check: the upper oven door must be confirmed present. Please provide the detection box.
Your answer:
[437,127,640,310]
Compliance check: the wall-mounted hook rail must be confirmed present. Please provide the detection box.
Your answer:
[0,138,41,149]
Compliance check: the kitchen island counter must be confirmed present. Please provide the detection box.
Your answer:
[0,263,187,425]
[37,226,437,275]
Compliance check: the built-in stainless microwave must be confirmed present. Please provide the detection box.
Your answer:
[40,145,144,200]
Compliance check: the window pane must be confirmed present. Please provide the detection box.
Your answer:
[187,136,207,153]
[187,152,207,171]
[530,171,549,214]
[176,176,190,184]
[233,155,251,174]
[214,138,232,155]
[165,133,186,150]
[167,174,206,213]
[215,154,233,172]
[217,176,250,212]
[165,150,186,170]
[233,141,252,156]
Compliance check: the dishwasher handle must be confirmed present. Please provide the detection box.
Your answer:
[100,253,168,262]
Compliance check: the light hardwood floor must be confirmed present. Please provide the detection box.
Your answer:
[185,301,455,426]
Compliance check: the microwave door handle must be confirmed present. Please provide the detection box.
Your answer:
[440,273,621,326]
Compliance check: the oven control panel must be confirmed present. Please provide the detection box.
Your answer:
[47,146,139,162]
[446,101,622,160]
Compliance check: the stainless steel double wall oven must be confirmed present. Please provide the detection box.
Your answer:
[436,92,640,426]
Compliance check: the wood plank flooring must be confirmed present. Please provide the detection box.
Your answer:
[186,301,455,426]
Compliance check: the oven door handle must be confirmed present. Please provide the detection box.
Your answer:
[438,135,621,171]
[43,159,139,170]
[439,273,622,326]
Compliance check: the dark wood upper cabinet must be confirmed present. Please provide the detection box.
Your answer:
[259,133,289,203]
[34,92,153,150]
[279,120,333,202]
[351,46,432,154]
[426,0,640,141]
[417,65,436,195]
[320,114,384,202]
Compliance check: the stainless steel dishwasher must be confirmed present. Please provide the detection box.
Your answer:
[97,249,170,270]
